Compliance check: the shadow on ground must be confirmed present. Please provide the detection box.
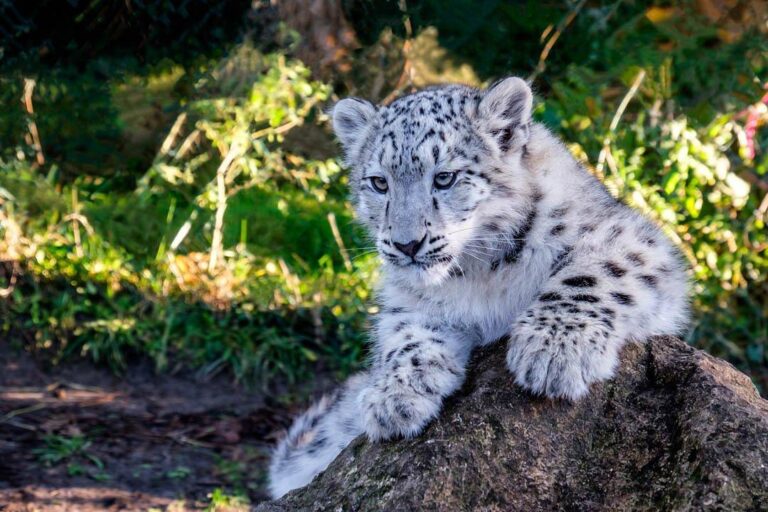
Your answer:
[0,343,327,511]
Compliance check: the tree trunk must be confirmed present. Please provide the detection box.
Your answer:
[256,337,768,511]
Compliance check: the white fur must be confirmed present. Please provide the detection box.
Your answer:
[268,79,690,498]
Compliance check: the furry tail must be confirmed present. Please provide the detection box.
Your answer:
[268,372,368,499]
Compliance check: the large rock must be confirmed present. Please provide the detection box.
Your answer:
[257,337,768,511]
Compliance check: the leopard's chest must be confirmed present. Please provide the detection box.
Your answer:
[428,244,554,343]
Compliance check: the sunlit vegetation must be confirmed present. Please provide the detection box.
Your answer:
[0,45,373,385]
[0,0,766,391]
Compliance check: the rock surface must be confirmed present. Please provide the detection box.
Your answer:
[256,337,768,511]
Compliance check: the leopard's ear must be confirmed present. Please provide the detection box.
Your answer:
[476,77,532,153]
[332,98,377,155]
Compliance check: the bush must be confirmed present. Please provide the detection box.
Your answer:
[0,45,373,385]
[0,1,766,390]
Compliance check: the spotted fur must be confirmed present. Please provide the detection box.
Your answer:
[268,77,690,498]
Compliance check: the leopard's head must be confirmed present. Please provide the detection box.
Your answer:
[332,78,535,285]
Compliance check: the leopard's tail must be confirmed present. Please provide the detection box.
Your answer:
[268,372,368,499]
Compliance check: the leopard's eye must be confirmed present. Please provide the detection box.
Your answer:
[434,171,457,190]
[369,176,388,193]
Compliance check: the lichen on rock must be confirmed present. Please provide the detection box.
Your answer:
[257,337,768,511]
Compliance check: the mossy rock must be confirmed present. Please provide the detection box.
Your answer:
[257,337,768,511]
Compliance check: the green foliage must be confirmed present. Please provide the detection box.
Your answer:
[205,488,251,512]
[1,45,373,385]
[0,1,766,392]
[32,434,110,481]
[33,434,92,466]
[166,466,193,480]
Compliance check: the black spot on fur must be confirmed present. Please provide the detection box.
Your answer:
[562,275,597,287]
[433,197,439,210]
[550,246,574,277]
[550,224,566,236]
[549,207,569,218]
[602,261,627,278]
[425,244,448,256]
[610,292,634,305]
[394,321,408,333]
[503,206,537,265]
[571,294,600,303]
[606,225,624,242]
[539,292,562,302]
[638,274,658,288]
[626,252,645,267]
[497,127,513,152]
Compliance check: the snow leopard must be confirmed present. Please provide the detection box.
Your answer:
[268,77,690,499]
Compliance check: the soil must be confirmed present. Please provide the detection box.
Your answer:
[0,343,328,511]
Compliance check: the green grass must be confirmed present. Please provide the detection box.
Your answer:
[204,488,250,511]
[33,434,92,466]
[32,434,111,481]
[0,45,374,386]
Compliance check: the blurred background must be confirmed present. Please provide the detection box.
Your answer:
[0,0,766,509]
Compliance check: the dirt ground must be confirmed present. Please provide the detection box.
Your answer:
[0,343,327,511]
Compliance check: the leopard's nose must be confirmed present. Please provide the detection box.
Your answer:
[393,235,426,258]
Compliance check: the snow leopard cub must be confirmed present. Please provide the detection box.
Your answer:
[268,77,689,498]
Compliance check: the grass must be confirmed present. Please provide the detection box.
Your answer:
[33,434,92,466]
[33,434,111,481]
[204,488,250,512]
[0,46,375,386]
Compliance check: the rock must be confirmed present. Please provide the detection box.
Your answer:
[256,337,768,511]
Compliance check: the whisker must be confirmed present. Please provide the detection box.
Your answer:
[462,244,496,254]
[352,250,379,261]
[461,248,489,264]
[463,235,527,242]
[444,225,479,236]
[463,251,493,262]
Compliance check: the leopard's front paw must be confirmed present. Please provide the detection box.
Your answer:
[358,385,440,441]
[506,319,619,401]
